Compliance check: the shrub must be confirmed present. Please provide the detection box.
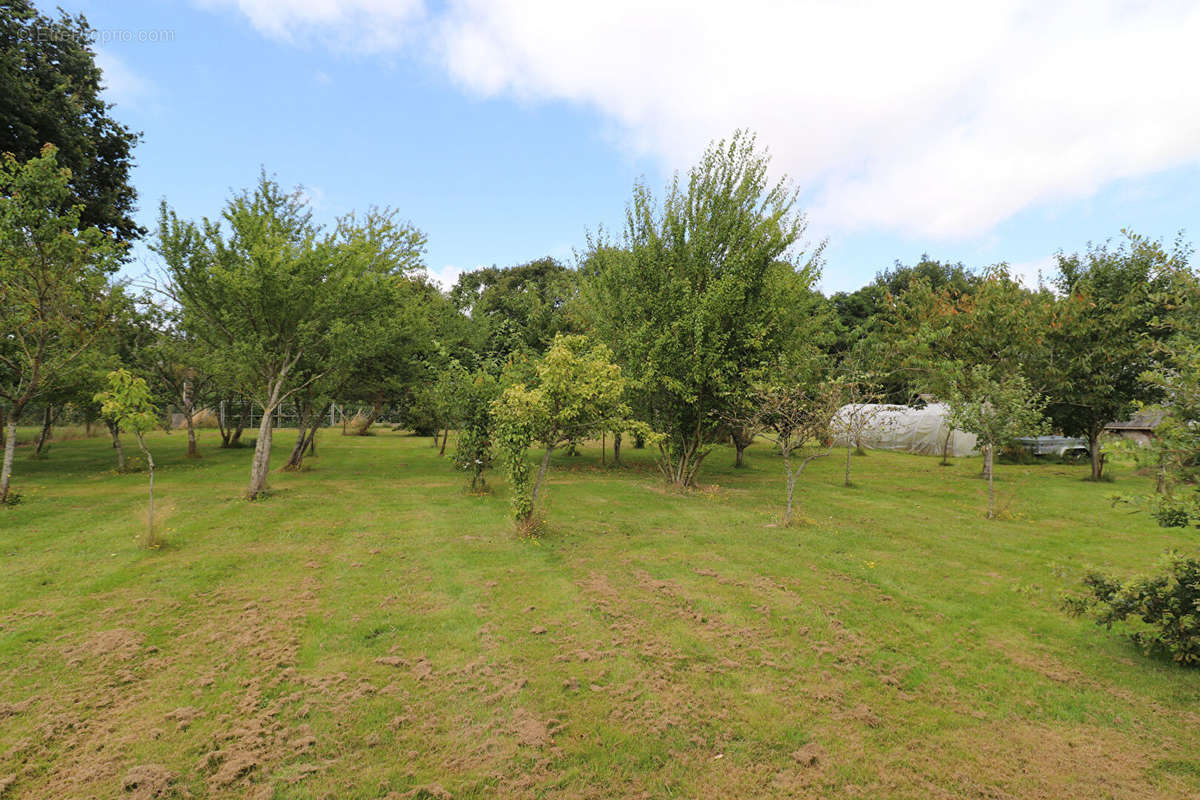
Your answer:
[1065,552,1200,665]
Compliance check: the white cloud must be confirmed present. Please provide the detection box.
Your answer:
[95,49,155,107]
[196,0,425,52]
[203,0,1200,241]
[424,264,464,291]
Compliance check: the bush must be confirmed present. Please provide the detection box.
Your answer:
[1065,552,1200,665]
[1152,500,1193,529]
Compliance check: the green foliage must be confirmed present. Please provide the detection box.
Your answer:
[583,131,823,486]
[156,173,428,496]
[453,369,500,492]
[491,334,627,522]
[492,384,538,523]
[0,1,142,242]
[948,367,1047,453]
[1067,552,1200,666]
[1045,231,1189,478]
[94,368,159,545]
[878,265,1052,407]
[0,145,120,409]
[94,369,158,435]
[450,257,580,356]
[0,145,120,503]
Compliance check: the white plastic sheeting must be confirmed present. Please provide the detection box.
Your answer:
[831,402,978,457]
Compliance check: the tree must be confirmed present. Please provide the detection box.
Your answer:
[450,257,580,355]
[1046,232,1187,480]
[0,145,119,504]
[584,131,822,487]
[1137,341,1200,525]
[0,1,142,243]
[156,174,425,498]
[948,367,1047,519]
[745,372,841,525]
[831,256,981,382]
[492,334,627,526]
[141,309,216,459]
[1130,267,1200,525]
[828,372,893,486]
[95,370,160,546]
[453,368,500,493]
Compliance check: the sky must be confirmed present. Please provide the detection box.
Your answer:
[75,0,1200,294]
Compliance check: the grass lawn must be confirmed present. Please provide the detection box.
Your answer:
[1,427,1198,799]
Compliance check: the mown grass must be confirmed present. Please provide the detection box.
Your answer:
[1,427,1198,799]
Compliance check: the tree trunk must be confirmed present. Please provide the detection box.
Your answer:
[783,451,796,525]
[844,443,853,487]
[230,402,248,447]
[613,431,622,466]
[439,428,449,456]
[284,424,308,470]
[731,427,752,468]
[633,432,645,449]
[940,427,953,466]
[185,408,198,458]
[601,431,607,466]
[135,432,157,547]
[107,420,126,472]
[986,445,996,519]
[247,406,276,499]
[33,405,53,456]
[1,418,18,505]
[1088,429,1103,480]
[530,446,554,507]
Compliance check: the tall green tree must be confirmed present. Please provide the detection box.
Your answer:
[832,256,980,370]
[156,174,426,498]
[584,131,822,487]
[1046,232,1188,480]
[0,1,142,242]
[450,257,580,355]
[0,146,118,504]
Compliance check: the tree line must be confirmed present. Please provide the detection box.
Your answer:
[3,1,1200,532]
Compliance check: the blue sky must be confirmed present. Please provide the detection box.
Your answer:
[79,0,1200,294]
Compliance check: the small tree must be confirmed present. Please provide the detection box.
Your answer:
[95,370,161,546]
[453,368,500,492]
[492,334,627,527]
[828,372,894,487]
[949,367,1047,519]
[748,375,841,525]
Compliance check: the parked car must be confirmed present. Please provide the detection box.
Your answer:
[1012,436,1090,461]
